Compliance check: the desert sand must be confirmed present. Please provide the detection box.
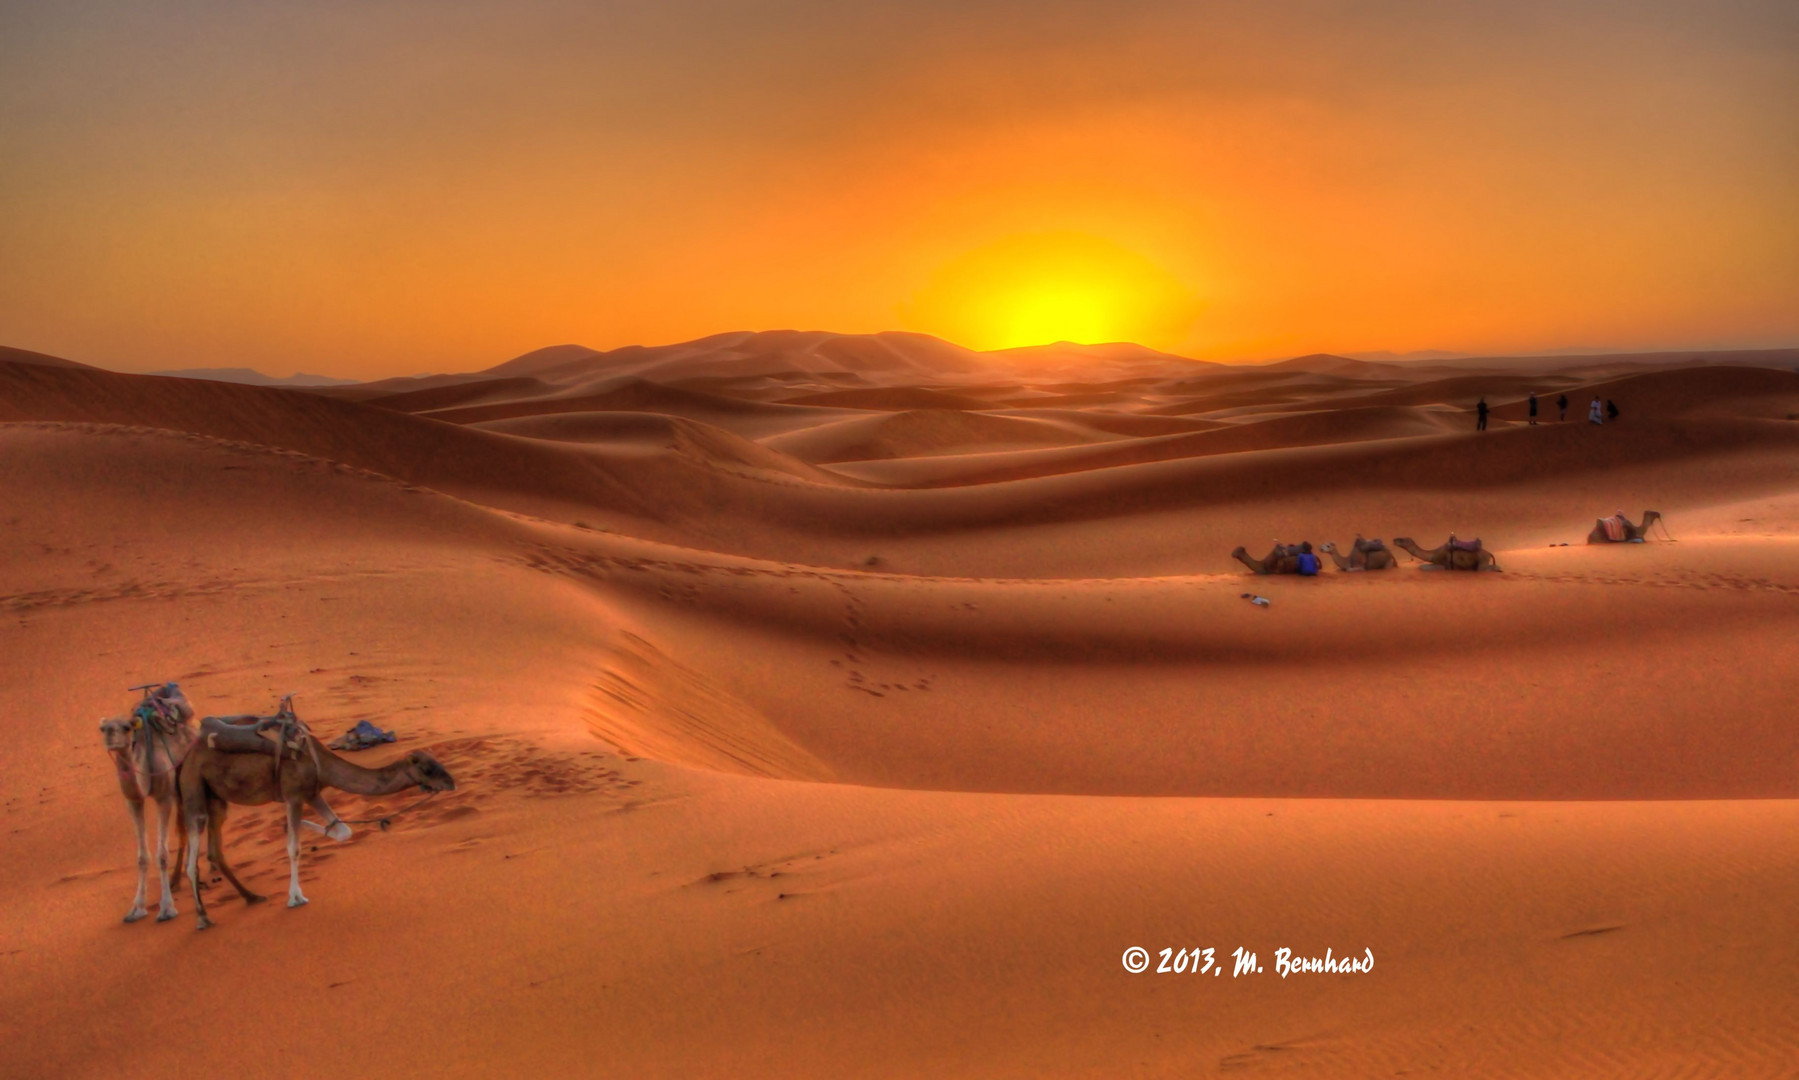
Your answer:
[4,334,1799,1077]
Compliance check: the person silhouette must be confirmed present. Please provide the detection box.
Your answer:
[1527,392,1538,425]
[1476,396,1489,431]
[1557,393,1569,421]
[1589,397,1604,424]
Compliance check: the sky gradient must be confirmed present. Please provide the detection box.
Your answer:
[2,0,1796,377]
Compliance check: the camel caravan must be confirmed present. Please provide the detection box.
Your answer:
[1232,535,1494,574]
[99,683,455,930]
[1231,511,1668,575]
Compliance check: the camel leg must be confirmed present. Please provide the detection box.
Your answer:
[168,799,186,894]
[284,800,309,909]
[185,799,210,931]
[152,795,179,922]
[206,797,264,905]
[123,797,149,923]
[309,793,352,842]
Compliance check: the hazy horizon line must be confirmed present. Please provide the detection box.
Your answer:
[9,329,1799,384]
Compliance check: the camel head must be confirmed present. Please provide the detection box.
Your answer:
[403,751,457,792]
[1230,546,1248,560]
[1320,542,1338,554]
[99,716,135,753]
[1644,510,1662,524]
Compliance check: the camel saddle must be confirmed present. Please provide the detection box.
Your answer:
[131,683,194,736]
[1601,514,1629,542]
[198,715,282,756]
[1354,537,1387,553]
[1448,537,1483,552]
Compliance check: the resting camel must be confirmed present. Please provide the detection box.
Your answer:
[98,684,197,923]
[180,701,456,929]
[1231,543,1307,575]
[1393,536,1501,572]
[1320,537,1396,571]
[1588,510,1663,544]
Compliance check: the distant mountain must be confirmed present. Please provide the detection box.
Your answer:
[149,367,360,387]
[1259,353,1408,377]
[1344,349,1472,363]
[481,331,1216,387]
[990,340,1221,371]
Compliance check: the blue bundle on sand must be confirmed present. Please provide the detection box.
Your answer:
[328,719,397,751]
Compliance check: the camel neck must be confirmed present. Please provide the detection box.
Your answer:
[314,745,416,796]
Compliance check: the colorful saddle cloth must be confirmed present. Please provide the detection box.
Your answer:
[1601,514,1629,542]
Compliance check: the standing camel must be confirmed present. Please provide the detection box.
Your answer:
[98,684,196,923]
[180,705,456,929]
[1231,544,1307,575]
[1392,536,1501,572]
[1320,537,1396,571]
[1588,510,1663,544]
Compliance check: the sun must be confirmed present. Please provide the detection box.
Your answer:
[903,232,1201,352]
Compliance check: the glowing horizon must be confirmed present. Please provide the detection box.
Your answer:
[2,1,1795,379]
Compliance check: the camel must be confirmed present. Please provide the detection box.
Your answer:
[1231,544,1306,575]
[1320,537,1396,571]
[98,683,197,923]
[1393,536,1501,572]
[1588,510,1663,544]
[180,700,456,929]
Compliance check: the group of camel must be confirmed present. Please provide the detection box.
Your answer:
[99,684,455,930]
[1233,536,1497,573]
[1230,511,1666,576]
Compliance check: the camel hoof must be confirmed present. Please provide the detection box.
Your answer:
[123,909,147,924]
[325,822,352,842]
[195,918,213,931]
[244,894,268,906]
[156,909,178,923]
[287,895,309,909]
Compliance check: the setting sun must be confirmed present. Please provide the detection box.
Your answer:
[902,232,1202,352]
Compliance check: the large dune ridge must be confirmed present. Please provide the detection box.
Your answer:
[4,334,1799,1077]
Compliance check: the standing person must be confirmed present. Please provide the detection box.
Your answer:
[1589,397,1604,424]
[1476,396,1489,431]
[1607,399,1619,422]
[1557,392,1569,421]
[1528,392,1539,425]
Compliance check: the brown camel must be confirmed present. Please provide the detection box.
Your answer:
[180,702,456,929]
[1320,537,1396,571]
[1393,536,1501,572]
[1588,510,1663,544]
[98,683,197,923]
[1231,544,1305,575]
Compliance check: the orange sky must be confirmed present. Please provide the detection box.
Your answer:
[2,1,1795,377]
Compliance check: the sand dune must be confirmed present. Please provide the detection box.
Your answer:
[364,375,560,413]
[6,345,1799,1077]
[760,408,1115,464]
[1488,364,1799,421]
[427,376,862,439]
[776,385,997,410]
[0,344,98,369]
